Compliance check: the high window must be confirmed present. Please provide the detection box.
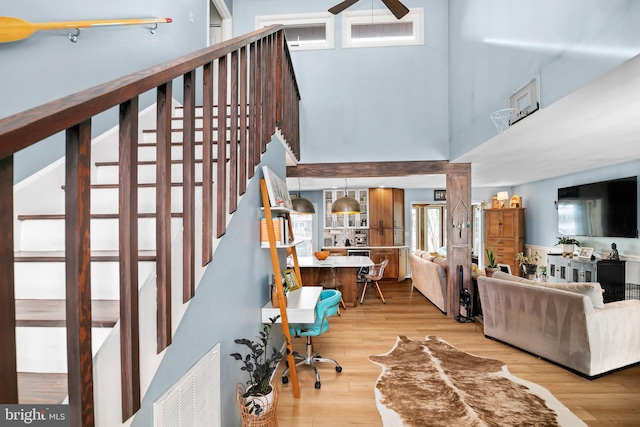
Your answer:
[256,12,335,51]
[342,8,424,49]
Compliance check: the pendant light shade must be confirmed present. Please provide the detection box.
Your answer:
[291,178,315,214]
[292,196,315,214]
[331,178,361,214]
[331,196,361,214]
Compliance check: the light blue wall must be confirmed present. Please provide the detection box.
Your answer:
[1,1,208,181]
[131,139,288,427]
[514,160,640,257]
[232,0,450,164]
[448,0,640,159]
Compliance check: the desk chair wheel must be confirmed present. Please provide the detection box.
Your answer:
[315,381,321,389]
[282,376,289,384]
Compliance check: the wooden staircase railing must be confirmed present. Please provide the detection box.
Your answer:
[0,25,300,426]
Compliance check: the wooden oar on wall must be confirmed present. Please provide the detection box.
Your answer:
[0,16,173,43]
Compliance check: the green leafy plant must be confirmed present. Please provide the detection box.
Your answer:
[230,315,288,415]
[556,237,580,246]
[485,241,498,268]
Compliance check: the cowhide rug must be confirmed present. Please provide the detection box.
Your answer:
[369,336,586,427]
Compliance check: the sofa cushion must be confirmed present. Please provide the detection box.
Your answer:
[492,271,538,285]
[489,271,604,308]
[540,282,605,309]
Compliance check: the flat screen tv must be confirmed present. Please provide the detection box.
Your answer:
[557,176,638,238]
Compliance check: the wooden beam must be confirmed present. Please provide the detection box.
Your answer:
[216,54,228,238]
[287,161,469,178]
[183,70,196,302]
[65,120,95,427]
[202,62,214,265]
[156,82,173,352]
[119,98,141,420]
[0,154,18,404]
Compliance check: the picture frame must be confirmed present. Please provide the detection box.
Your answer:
[262,166,293,209]
[497,264,511,275]
[434,190,446,201]
[283,268,300,292]
[578,247,594,260]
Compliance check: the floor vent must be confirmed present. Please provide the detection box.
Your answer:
[153,343,221,427]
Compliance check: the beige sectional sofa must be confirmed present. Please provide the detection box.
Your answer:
[408,250,448,313]
[478,271,640,378]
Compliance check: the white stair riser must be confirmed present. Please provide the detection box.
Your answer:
[138,145,203,162]
[18,218,184,252]
[14,261,155,300]
[141,129,234,144]
[16,327,112,373]
[95,163,204,185]
[91,186,201,214]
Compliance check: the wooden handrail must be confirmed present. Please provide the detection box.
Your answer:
[0,25,300,426]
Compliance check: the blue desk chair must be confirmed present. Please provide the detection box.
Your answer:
[282,289,343,389]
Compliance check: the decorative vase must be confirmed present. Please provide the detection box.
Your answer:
[485,267,499,277]
[521,263,538,278]
[562,244,574,257]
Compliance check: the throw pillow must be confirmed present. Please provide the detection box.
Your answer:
[419,253,434,261]
[540,282,605,309]
[433,257,448,271]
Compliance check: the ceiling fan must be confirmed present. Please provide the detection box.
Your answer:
[328,0,410,20]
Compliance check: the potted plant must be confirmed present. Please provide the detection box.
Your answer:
[556,237,580,257]
[230,315,287,418]
[515,252,540,278]
[539,265,547,282]
[485,241,499,277]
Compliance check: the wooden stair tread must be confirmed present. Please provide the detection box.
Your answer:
[17,212,184,221]
[18,372,68,404]
[95,159,207,166]
[14,250,157,262]
[16,299,119,328]
[88,182,205,189]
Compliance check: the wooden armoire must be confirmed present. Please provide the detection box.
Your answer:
[484,208,525,276]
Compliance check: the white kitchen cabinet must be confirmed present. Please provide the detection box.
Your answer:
[323,189,368,230]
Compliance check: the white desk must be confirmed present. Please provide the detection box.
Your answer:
[261,286,322,324]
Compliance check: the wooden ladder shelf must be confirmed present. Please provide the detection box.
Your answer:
[259,179,305,399]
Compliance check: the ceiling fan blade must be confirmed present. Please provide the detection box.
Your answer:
[381,0,410,19]
[328,0,360,15]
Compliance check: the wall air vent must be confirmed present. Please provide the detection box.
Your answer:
[153,343,221,427]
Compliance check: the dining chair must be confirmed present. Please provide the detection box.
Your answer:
[360,259,388,304]
[282,289,343,389]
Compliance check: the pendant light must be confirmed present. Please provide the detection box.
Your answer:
[331,178,361,214]
[291,178,315,214]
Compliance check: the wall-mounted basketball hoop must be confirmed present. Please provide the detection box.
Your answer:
[490,108,518,134]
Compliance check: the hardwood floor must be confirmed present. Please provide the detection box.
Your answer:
[275,279,640,426]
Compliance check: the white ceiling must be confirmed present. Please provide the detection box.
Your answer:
[287,53,640,192]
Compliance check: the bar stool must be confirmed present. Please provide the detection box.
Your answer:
[360,259,388,304]
[315,261,347,312]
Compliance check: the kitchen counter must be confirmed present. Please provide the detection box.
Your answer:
[297,256,373,307]
[320,246,409,280]
[322,245,408,249]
